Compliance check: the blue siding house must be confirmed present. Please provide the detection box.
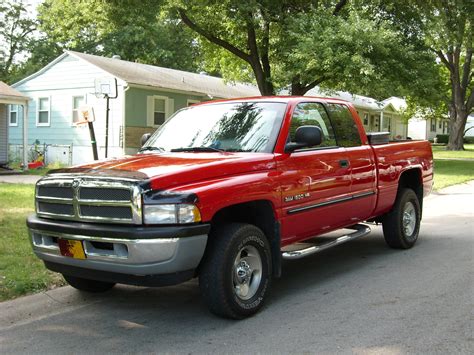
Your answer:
[10,51,259,165]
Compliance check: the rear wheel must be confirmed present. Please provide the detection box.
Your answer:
[199,223,272,319]
[382,188,421,249]
[63,275,115,293]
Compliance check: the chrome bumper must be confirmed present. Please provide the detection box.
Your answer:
[29,229,208,276]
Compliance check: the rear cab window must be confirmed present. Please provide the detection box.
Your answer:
[325,103,362,147]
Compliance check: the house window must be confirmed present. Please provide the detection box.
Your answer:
[154,98,166,126]
[72,96,85,124]
[363,113,369,126]
[9,105,18,126]
[444,121,450,134]
[430,118,436,132]
[147,95,171,127]
[37,97,50,126]
[438,121,442,129]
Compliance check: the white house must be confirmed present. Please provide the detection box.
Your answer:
[408,115,450,141]
[9,51,260,166]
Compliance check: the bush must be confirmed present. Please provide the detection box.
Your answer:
[436,134,449,144]
[463,136,474,144]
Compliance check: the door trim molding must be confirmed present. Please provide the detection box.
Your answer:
[287,191,376,215]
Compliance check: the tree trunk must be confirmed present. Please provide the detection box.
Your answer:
[447,108,468,150]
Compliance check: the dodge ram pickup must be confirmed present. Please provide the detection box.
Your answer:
[27,96,433,319]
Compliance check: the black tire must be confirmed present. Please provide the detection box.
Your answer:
[199,223,272,319]
[382,188,421,249]
[63,275,115,293]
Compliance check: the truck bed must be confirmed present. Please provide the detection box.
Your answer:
[370,139,433,217]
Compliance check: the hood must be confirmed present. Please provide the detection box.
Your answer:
[48,152,276,190]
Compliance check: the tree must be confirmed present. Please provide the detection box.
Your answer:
[174,0,351,95]
[368,0,473,150]
[426,0,473,150]
[172,0,439,99]
[0,0,37,83]
[37,0,200,72]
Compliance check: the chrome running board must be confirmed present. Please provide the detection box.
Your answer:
[281,224,371,260]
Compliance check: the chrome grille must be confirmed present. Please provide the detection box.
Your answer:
[35,177,142,224]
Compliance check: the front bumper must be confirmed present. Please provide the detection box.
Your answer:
[27,214,210,286]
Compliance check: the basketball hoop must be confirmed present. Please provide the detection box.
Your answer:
[94,77,118,99]
[74,105,95,126]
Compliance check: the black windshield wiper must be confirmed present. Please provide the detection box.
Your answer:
[170,146,224,153]
[139,146,164,153]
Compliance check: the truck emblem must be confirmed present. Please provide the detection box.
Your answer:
[72,179,81,188]
[285,192,310,202]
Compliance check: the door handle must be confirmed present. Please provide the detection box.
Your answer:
[339,159,349,168]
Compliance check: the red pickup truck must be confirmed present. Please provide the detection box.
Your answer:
[27,97,433,319]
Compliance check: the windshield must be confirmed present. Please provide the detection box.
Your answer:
[142,102,287,153]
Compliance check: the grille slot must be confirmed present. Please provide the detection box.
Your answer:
[37,186,73,199]
[80,205,133,219]
[38,202,74,216]
[79,188,131,201]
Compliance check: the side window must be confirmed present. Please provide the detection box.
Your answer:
[325,104,361,147]
[72,96,85,125]
[9,105,18,126]
[289,102,337,148]
[37,97,50,126]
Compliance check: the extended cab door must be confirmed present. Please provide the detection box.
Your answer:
[325,103,377,221]
[278,102,353,244]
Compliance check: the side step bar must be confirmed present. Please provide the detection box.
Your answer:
[281,224,371,260]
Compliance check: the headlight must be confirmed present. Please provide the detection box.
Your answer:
[143,204,201,224]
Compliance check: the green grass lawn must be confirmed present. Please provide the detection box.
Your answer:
[434,159,474,190]
[431,144,474,189]
[0,183,65,301]
[432,144,474,160]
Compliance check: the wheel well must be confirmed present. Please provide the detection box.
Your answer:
[398,168,423,213]
[210,200,281,277]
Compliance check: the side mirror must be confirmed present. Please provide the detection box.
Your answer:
[285,125,322,153]
[141,133,152,147]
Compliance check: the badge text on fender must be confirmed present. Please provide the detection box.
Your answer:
[284,192,310,202]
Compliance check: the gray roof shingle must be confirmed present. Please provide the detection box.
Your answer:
[67,51,261,99]
[0,81,28,101]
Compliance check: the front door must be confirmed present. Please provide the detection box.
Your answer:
[278,102,353,244]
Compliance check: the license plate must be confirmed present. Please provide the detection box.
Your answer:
[58,239,86,259]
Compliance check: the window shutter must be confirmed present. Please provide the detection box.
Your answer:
[146,96,154,127]
[167,98,174,120]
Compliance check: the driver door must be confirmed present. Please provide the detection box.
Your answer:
[278,102,353,244]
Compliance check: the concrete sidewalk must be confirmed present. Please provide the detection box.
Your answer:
[0,174,42,184]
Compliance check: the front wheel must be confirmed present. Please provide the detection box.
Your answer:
[199,223,272,319]
[382,188,421,249]
[63,275,115,293]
